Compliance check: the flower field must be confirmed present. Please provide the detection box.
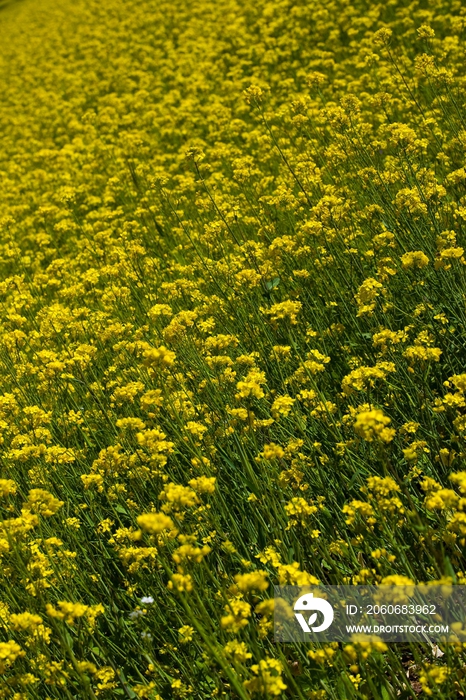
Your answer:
[0,0,466,696]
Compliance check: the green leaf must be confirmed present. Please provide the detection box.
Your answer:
[444,556,457,582]
[336,675,349,699]
[264,277,281,291]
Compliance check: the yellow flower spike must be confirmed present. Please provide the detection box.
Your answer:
[0,479,17,497]
[136,512,175,535]
[401,251,429,270]
[243,658,287,697]
[0,641,25,673]
[223,640,252,663]
[233,570,269,593]
[142,346,176,368]
[353,408,396,443]
[24,489,64,517]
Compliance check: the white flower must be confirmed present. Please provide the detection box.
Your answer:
[140,596,154,604]
[129,609,145,620]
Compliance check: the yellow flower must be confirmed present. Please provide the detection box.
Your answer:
[262,300,302,325]
[342,500,376,526]
[188,476,216,494]
[167,573,193,593]
[220,599,251,633]
[223,640,252,663]
[401,251,429,269]
[0,641,25,673]
[9,612,44,632]
[354,278,383,316]
[46,601,104,628]
[271,395,295,418]
[285,497,319,529]
[404,346,442,364]
[235,369,267,400]
[342,362,395,394]
[178,625,194,643]
[0,479,17,497]
[260,443,285,460]
[276,562,320,586]
[24,489,64,517]
[142,346,176,368]
[244,658,287,696]
[308,644,338,664]
[450,472,466,494]
[353,408,395,443]
[81,474,104,491]
[136,512,175,535]
[159,483,199,511]
[233,570,269,592]
[419,665,449,695]
[172,543,211,564]
[380,575,415,586]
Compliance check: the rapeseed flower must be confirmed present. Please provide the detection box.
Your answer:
[0,0,464,694]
